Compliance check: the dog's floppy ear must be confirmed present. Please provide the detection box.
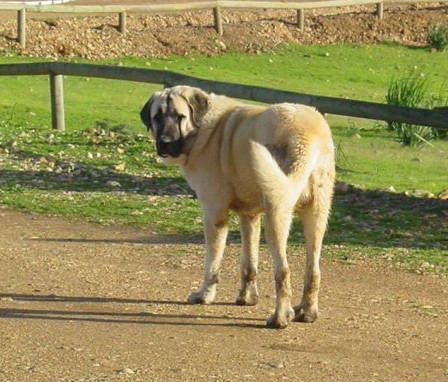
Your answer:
[187,88,210,126]
[140,97,153,131]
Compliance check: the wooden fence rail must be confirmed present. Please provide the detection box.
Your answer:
[3,0,448,44]
[0,61,446,132]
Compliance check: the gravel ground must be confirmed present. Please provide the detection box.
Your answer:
[0,207,448,381]
[0,2,447,58]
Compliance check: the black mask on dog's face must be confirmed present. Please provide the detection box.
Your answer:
[140,94,185,158]
[140,87,210,159]
[155,120,183,158]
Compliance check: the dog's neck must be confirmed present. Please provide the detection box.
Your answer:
[164,94,243,167]
[203,94,243,127]
[181,95,243,162]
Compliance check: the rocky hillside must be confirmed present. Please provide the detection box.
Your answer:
[0,3,447,59]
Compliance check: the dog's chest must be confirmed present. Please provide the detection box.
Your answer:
[181,166,222,196]
[181,164,262,214]
[229,196,263,214]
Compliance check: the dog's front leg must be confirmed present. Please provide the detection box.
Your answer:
[187,209,229,304]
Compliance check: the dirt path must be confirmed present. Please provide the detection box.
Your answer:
[0,206,447,381]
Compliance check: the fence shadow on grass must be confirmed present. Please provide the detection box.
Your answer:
[317,187,448,251]
[1,149,447,251]
[0,149,192,196]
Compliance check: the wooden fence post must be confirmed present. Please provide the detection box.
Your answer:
[118,11,127,35]
[376,2,383,19]
[213,7,223,35]
[297,9,305,31]
[17,8,26,49]
[49,73,65,131]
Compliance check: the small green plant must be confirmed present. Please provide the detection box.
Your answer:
[385,75,437,146]
[428,23,448,51]
[386,75,426,117]
[395,124,437,147]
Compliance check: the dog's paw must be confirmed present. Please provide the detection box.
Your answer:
[266,306,294,329]
[187,290,214,305]
[236,288,259,306]
[236,294,258,306]
[293,304,318,323]
[266,313,289,329]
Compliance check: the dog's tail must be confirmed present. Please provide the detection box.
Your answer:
[250,140,318,209]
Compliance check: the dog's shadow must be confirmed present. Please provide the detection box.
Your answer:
[31,233,204,245]
[0,293,266,329]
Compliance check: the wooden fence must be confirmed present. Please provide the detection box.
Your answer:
[2,0,448,48]
[0,61,446,131]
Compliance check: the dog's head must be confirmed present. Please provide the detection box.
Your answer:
[140,86,210,159]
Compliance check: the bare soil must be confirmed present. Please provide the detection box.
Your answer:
[0,2,447,58]
[1,206,447,381]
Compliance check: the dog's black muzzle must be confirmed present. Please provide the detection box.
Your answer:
[156,136,183,158]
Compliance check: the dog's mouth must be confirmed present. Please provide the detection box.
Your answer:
[156,138,183,158]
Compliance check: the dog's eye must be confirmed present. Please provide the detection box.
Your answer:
[177,115,186,123]
[153,110,163,125]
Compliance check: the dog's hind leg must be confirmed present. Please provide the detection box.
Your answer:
[264,205,295,329]
[294,175,333,322]
[236,213,261,306]
[187,209,229,304]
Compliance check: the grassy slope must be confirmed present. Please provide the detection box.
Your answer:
[1,44,447,192]
[2,43,448,125]
[0,43,447,273]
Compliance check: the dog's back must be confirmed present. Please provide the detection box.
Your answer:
[215,102,335,214]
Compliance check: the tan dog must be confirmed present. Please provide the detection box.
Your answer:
[140,86,335,328]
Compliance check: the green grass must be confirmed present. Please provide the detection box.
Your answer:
[333,125,448,193]
[1,43,447,131]
[118,43,448,104]
[0,43,447,274]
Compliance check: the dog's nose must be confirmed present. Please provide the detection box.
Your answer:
[160,134,174,143]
